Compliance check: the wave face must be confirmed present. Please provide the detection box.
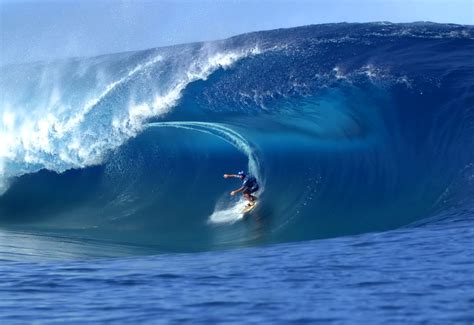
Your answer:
[1,23,473,252]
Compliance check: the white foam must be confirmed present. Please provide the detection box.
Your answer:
[333,66,347,80]
[126,46,262,132]
[208,199,248,224]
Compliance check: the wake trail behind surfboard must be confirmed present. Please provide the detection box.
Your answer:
[208,199,249,224]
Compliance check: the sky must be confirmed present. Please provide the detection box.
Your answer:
[0,0,473,65]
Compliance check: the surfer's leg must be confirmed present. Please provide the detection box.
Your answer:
[248,187,258,202]
[243,192,256,204]
[247,186,258,203]
[243,192,255,205]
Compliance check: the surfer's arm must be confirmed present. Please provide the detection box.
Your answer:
[230,186,245,196]
[223,174,240,179]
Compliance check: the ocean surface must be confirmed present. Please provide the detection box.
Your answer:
[1,22,473,323]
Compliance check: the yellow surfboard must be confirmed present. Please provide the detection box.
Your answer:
[242,202,257,214]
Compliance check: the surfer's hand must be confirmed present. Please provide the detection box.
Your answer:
[230,191,236,196]
[223,174,229,178]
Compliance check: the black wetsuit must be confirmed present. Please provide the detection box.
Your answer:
[242,175,259,194]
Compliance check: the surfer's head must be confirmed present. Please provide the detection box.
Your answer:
[238,171,246,179]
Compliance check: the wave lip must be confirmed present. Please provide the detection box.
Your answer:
[0,44,262,193]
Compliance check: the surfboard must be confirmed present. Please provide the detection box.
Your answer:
[242,202,257,214]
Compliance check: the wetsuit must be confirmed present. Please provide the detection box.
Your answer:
[242,175,259,194]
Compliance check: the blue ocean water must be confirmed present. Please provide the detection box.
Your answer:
[1,22,473,323]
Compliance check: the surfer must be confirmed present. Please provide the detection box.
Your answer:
[223,171,259,206]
